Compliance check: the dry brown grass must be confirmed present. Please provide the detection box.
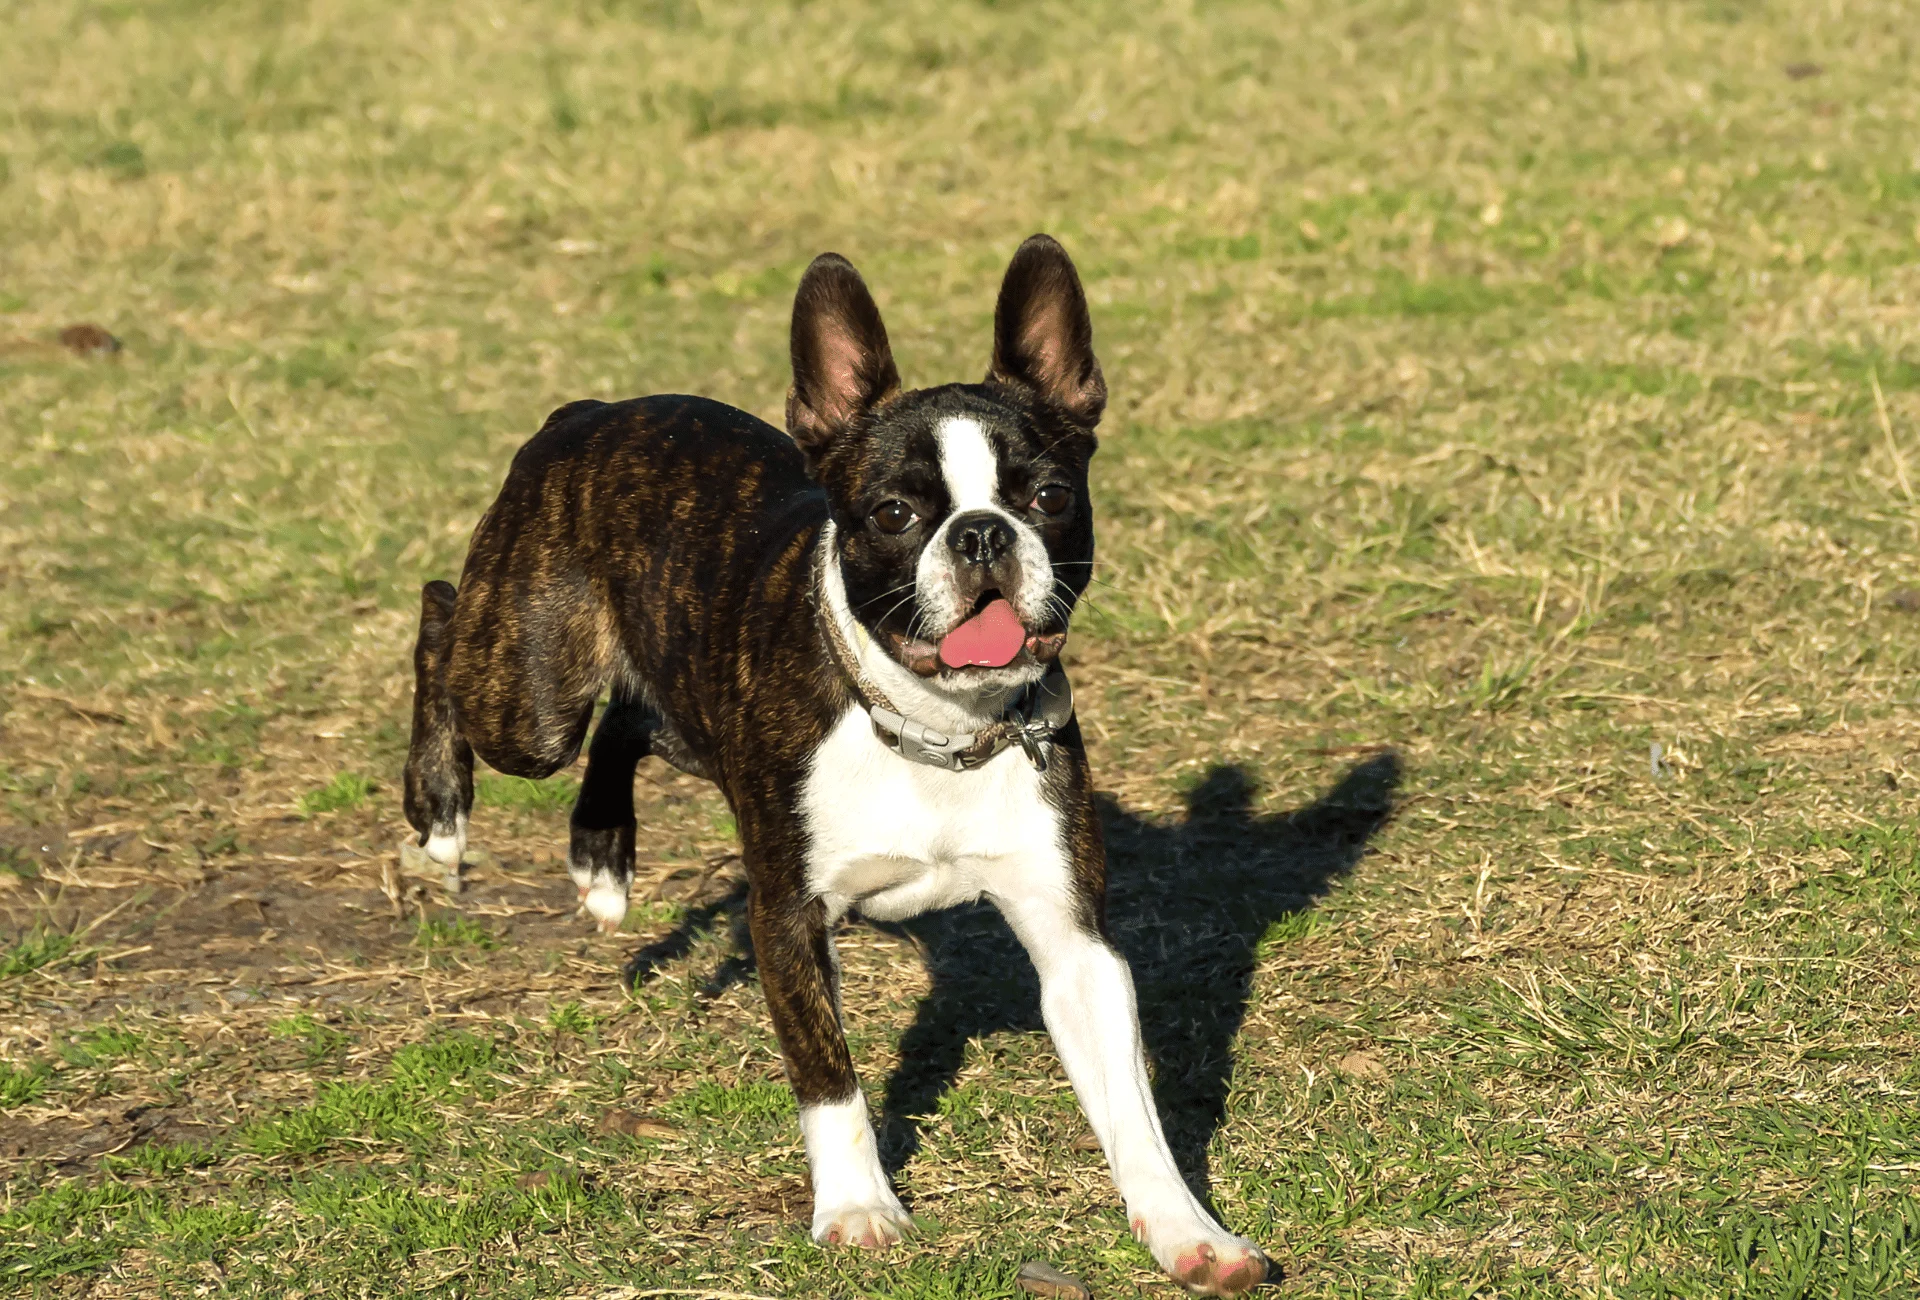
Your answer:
[3,0,1920,1295]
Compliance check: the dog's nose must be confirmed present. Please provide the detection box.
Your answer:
[946,511,1014,567]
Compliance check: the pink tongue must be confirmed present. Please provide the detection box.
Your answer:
[938,598,1027,669]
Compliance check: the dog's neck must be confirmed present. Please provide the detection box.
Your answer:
[815,522,1043,737]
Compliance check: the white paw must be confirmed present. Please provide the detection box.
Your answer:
[1133,1214,1271,1296]
[423,826,465,870]
[811,1200,913,1249]
[582,875,628,935]
[566,855,593,896]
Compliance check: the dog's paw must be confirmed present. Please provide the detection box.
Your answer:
[422,825,466,871]
[569,867,629,935]
[812,1201,913,1250]
[1133,1218,1270,1296]
[582,877,628,934]
[1169,1237,1268,1296]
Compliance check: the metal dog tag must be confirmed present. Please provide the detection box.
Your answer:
[1010,670,1073,772]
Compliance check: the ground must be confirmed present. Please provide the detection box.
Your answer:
[2,0,1919,1296]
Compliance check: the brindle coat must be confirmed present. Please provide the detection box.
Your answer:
[403,247,1104,1107]
[400,237,1269,1295]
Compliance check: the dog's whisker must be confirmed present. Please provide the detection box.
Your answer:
[876,590,919,620]
[855,581,920,611]
[1058,584,1114,621]
[1055,570,1128,598]
[872,591,921,632]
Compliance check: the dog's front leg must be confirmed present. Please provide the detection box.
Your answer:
[743,843,910,1248]
[996,887,1269,1296]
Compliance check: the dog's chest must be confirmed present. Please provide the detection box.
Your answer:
[798,707,1065,921]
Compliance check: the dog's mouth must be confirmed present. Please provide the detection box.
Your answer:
[883,589,1068,679]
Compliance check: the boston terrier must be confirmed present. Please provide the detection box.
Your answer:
[402,236,1270,1294]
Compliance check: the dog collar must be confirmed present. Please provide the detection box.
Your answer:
[867,668,1074,773]
[815,544,1075,773]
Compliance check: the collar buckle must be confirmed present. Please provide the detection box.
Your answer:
[866,670,1073,774]
[868,707,981,772]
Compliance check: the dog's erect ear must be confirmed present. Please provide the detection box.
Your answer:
[986,234,1105,429]
[786,253,901,453]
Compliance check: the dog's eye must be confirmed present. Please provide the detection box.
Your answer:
[1031,484,1072,517]
[871,500,918,534]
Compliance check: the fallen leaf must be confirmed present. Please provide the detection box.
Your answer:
[1338,1050,1390,1082]
[59,323,122,356]
[595,1110,679,1140]
[1016,1260,1092,1300]
[1654,216,1690,251]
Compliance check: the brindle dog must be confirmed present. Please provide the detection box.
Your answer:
[402,237,1270,1295]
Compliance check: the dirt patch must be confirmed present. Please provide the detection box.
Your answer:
[742,1176,810,1220]
[0,787,744,1191]
[0,1102,214,1171]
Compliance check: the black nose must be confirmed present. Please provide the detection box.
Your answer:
[946,510,1014,567]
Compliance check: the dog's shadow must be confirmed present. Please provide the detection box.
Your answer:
[874,754,1400,1185]
[626,753,1401,1192]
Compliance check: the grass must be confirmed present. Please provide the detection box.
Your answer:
[476,773,583,813]
[0,929,83,979]
[412,913,501,951]
[670,1078,799,1126]
[60,1024,145,1068]
[2,0,1918,1295]
[0,1062,51,1109]
[298,771,375,816]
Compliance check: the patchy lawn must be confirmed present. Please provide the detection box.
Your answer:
[3,0,1918,1295]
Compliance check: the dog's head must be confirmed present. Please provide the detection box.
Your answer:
[788,235,1105,692]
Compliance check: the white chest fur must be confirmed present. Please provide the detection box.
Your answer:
[799,706,1068,922]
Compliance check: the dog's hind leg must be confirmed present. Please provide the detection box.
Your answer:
[403,580,474,891]
[568,697,653,934]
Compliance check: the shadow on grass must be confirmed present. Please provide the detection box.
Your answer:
[620,753,1401,1199]
[620,886,751,996]
[877,753,1401,1189]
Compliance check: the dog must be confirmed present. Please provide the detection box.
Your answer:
[402,235,1270,1295]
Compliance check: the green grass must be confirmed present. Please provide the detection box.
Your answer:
[0,929,82,979]
[270,1012,350,1063]
[474,774,582,813]
[101,1140,220,1178]
[61,1024,145,1068]
[411,913,501,951]
[545,1001,596,1035]
[237,1032,499,1159]
[297,771,376,816]
[669,1078,798,1126]
[3,0,1919,1294]
[0,1061,50,1109]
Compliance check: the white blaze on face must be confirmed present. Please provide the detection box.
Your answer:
[935,416,1001,509]
[916,416,1053,635]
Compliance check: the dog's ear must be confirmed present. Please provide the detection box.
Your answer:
[986,234,1105,429]
[786,253,901,453]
